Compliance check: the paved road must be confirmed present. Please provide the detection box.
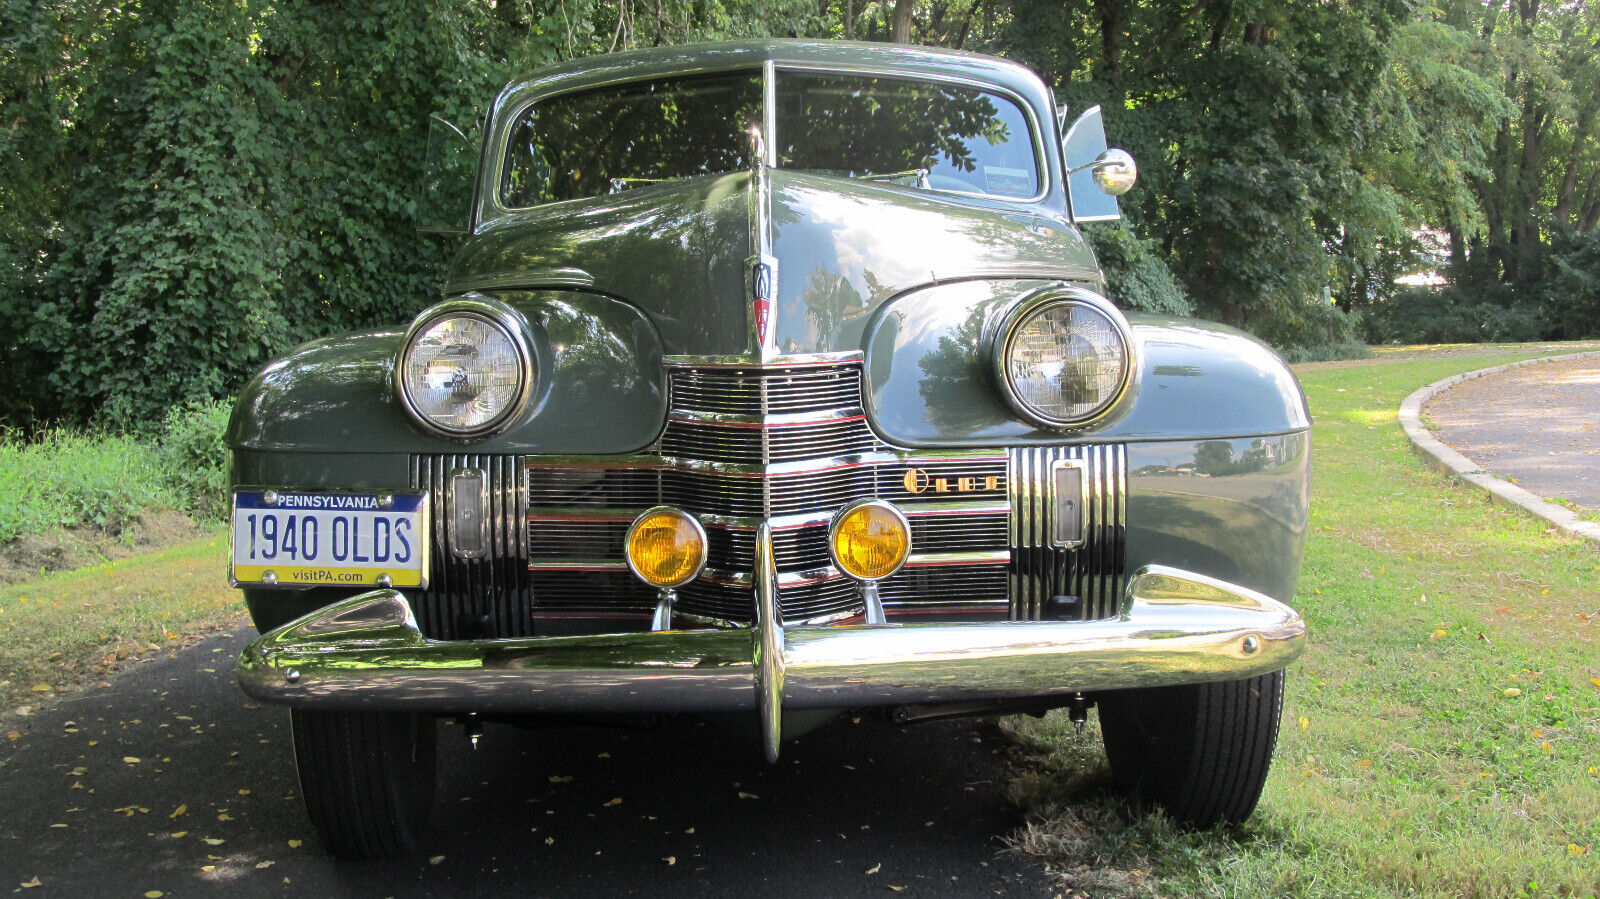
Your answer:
[1,626,1053,897]
[1425,355,1600,510]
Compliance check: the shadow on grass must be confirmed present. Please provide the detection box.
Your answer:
[1001,712,1299,899]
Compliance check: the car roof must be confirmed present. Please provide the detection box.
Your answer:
[494,39,1052,113]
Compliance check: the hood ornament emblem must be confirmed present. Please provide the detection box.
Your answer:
[752,260,774,347]
[747,123,778,357]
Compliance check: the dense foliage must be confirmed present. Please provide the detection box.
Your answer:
[2,0,1596,428]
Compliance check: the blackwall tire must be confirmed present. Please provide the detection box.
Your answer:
[1098,669,1285,827]
[291,709,437,859]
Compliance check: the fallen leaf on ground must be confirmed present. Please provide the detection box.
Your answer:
[737,791,759,800]
[866,863,881,875]
[663,856,676,866]
[429,855,445,865]
[20,877,42,888]
[287,840,302,849]
[203,837,224,846]
[123,757,141,764]
[603,797,622,807]
[169,804,186,819]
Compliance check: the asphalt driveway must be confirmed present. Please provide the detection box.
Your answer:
[1,626,1052,897]
[1425,354,1600,510]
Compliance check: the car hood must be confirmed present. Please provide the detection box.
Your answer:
[449,170,1100,357]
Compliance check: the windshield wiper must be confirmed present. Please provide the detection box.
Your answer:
[851,168,931,189]
[608,176,678,194]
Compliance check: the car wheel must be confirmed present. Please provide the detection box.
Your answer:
[291,709,437,859]
[1097,669,1284,827]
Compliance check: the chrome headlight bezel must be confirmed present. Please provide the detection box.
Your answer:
[993,287,1135,429]
[396,296,536,438]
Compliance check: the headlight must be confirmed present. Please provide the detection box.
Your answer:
[398,299,533,436]
[996,289,1133,427]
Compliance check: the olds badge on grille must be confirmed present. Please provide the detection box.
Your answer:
[901,468,1001,494]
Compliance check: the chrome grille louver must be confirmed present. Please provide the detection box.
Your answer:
[409,454,532,639]
[521,355,1014,626]
[1008,444,1127,621]
[411,356,1127,634]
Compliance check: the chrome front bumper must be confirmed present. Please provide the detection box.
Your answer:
[239,526,1306,761]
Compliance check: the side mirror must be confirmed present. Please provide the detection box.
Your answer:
[1062,105,1137,223]
[1085,148,1137,196]
[417,115,477,235]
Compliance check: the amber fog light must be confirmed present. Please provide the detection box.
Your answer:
[829,500,911,582]
[625,507,708,589]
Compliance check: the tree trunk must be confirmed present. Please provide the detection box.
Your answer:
[1553,97,1598,226]
[1578,171,1600,232]
[892,0,914,43]
[1208,0,1233,52]
[1095,0,1125,81]
[1447,218,1468,279]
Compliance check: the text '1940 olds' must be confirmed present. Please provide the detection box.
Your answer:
[229,39,1310,859]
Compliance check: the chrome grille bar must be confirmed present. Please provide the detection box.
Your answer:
[410,454,531,639]
[1008,444,1127,621]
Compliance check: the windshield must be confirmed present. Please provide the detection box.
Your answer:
[500,69,1040,207]
[774,72,1038,198]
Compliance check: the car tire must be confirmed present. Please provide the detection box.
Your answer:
[291,709,437,859]
[1097,669,1284,827]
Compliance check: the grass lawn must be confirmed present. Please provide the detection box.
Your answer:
[1008,343,1600,898]
[0,527,242,715]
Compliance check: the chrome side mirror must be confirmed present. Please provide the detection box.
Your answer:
[1062,105,1134,223]
[1089,148,1137,196]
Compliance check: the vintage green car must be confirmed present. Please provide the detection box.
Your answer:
[231,40,1309,859]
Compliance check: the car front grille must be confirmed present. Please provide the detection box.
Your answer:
[409,354,1126,637]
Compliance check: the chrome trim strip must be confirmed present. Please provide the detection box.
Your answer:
[237,566,1306,726]
[905,551,1010,568]
[754,521,784,763]
[663,351,865,368]
[762,59,778,168]
[903,501,1013,517]
[526,510,640,523]
[527,451,1004,478]
[667,408,866,428]
[529,560,631,572]
[533,502,1006,533]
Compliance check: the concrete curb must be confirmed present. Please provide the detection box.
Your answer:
[1398,352,1600,546]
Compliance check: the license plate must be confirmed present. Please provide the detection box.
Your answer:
[231,490,429,588]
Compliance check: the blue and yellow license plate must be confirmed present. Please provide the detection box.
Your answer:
[230,490,430,588]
